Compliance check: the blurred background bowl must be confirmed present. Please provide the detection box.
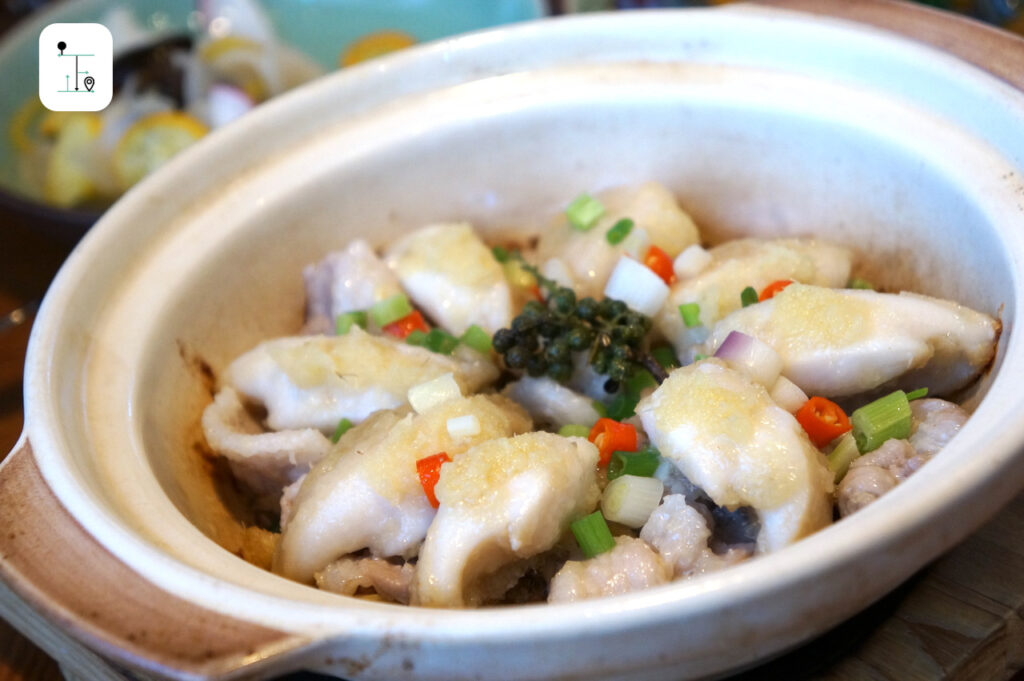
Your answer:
[0,0,546,247]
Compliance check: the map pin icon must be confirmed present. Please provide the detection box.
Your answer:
[84,75,95,92]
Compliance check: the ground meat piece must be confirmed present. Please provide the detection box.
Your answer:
[910,398,968,457]
[837,465,898,517]
[315,556,414,604]
[640,495,750,578]
[548,536,670,603]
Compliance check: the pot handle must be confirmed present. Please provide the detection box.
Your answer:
[0,440,310,679]
[758,0,1024,91]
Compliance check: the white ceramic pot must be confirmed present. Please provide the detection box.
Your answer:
[6,2,1024,679]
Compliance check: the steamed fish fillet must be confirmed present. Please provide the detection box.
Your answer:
[302,239,402,334]
[656,238,852,360]
[502,376,601,429]
[536,182,700,299]
[548,536,670,603]
[225,326,499,433]
[637,359,834,553]
[273,394,531,583]
[385,222,513,335]
[200,386,331,494]
[705,284,999,398]
[412,432,600,608]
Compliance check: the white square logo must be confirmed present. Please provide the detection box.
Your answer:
[39,23,113,112]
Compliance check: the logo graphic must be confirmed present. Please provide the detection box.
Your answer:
[39,23,112,112]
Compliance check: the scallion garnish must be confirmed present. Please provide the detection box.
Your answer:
[459,324,493,354]
[566,193,605,231]
[335,310,367,335]
[330,417,354,444]
[570,510,616,558]
[906,387,929,401]
[405,329,428,347]
[558,424,592,438]
[605,392,640,421]
[492,245,511,263]
[826,432,860,483]
[851,390,912,453]
[693,353,708,361]
[650,345,679,370]
[679,302,701,328]
[740,286,758,307]
[607,447,661,480]
[605,218,634,245]
[425,328,459,355]
[849,278,874,290]
[369,293,414,327]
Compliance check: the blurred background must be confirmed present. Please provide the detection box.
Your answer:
[0,1,1022,679]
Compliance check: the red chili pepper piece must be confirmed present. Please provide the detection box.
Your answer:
[383,310,429,339]
[795,396,852,448]
[759,279,794,302]
[588,418,638,467]
[416,452,452,508]
[644,245,676,286]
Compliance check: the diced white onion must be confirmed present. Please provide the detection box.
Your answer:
[713,330,782,387]
[541,258,576,290]
[673,244,712,280]
[620,227,651,260]
[603,256,670,317]
[601,475,665,528]
[770,375,809,413]
[407,372,462,414]
[446,414,481,439]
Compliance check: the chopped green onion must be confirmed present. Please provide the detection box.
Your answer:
[679,302,701,328]
[369,293,413,327]
[826,432,860,483]
[566,193,605,231]
[849,277,874,290]
[906,387,929,401]
[425,328,459,355]
[740,286,758,307]
[492,245,511,263]
[651,345,679,370]
[693,353,708,362]
[607,447,661,480]
[601,475,664,528]
[605,218,634,245]
[605,392,640,421]
[625,369,657,395]
[459,324,493,354]
[330,418,354,444]
[405,329,429,347]
[335,310,367,335]
[851,390,912,453]
[558,424,592,438]
[570,510,616,557]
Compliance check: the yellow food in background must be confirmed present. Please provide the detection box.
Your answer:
[44,113,102,207]
[200,35,271,101]
[113,111,208,192]
[340,30,416,67]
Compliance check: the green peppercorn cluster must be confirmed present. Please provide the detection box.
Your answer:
[492,284,652,383]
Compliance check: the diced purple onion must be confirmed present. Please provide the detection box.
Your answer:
[713,330,782,388]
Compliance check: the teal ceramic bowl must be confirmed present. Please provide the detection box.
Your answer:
[0,0,545,243]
